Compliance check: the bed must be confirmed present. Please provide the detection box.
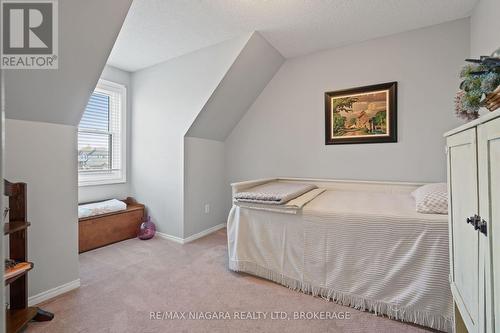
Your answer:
[227,178,452,332]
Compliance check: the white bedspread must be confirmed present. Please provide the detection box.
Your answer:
[227,189,452,332]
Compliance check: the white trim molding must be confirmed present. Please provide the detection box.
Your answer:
[156,223,226,244]
[28,279,81,306]
[155,232,184,244]
[78,78,127,187]
[184,223,226,243]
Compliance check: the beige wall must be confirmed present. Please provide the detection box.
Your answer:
[183,33,283,238]
[130,37,248,238]
[2,0,132,304]
[5,119,79,297]
[183,137,228,237]
[225,19,469,185]
[470,0,500,57]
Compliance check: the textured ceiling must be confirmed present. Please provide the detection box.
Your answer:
[108,0,477,72]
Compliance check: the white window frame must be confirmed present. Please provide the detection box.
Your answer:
[78,79,127,187]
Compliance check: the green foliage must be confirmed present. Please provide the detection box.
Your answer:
[460,64,486,79]
[464,90,482,107]
[372,111,386,127]
[456,62,500,120]
[482,72,500,92]
[331,97,358,112]
[332,113,346,135]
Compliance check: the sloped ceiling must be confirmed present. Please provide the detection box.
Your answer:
[186,32,284,141]
[4,0,133,126]
[109,0,477,71]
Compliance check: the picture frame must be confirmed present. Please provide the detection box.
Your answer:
[325,82,397,145]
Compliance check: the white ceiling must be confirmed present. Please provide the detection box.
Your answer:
[108,0,478,72]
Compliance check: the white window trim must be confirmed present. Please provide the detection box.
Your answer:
[78,79,127,187]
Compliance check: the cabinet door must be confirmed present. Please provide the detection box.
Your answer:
[447,128,480,333]
[478,117,500,333]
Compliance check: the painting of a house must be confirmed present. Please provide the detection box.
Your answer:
[325,82,397,144]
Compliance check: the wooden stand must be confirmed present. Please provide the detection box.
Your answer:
[4,180,54,333]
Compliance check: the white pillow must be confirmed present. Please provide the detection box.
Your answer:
[411,183,448,214]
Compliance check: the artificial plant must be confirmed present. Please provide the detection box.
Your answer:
[455,50,500,120]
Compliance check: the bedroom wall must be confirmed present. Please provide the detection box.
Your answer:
[130,36,249,238]
[183,33,284,238]
[470,0,500,57]
[225,18,469,185]
[2,0,132,302]
[5,119,80,297]
[183,137,227,237]
[186,33,285,141]
[78,65,132,203]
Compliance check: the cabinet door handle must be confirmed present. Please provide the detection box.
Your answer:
[466,215,487,236]
[467,214,480,226]
[478,219,487,236]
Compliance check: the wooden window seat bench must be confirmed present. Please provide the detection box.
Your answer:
[78,197,145,253]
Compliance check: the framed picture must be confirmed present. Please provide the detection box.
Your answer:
[325,82,397,145]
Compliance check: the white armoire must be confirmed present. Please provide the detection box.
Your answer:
[446,109,500,333]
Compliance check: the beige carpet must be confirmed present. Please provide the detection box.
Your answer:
[27,229,433,333]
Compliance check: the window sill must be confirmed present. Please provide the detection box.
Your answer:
[78,179,127,187]
[78,171,126,187]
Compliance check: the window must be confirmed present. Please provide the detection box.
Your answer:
[78,79,126,186]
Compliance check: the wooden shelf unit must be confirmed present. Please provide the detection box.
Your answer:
[4,180,54,333]
[4,221,31,236]
[6,307,38,333]
[4,262,34,286]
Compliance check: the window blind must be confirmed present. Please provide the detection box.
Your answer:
[79,93,109,131]
[78,88,122,172]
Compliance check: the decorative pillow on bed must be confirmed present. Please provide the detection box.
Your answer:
[412,183,448,214]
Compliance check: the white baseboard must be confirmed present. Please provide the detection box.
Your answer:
[155,232,184,244]
[156,223,226,244]
[184,223,226,243]
[28,279,81,306]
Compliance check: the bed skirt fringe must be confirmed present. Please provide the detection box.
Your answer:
[229,260,451,332]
